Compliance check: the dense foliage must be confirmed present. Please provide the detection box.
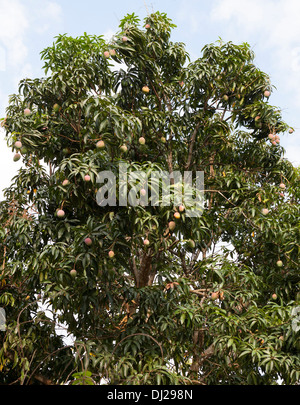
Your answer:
[0,11,299,385]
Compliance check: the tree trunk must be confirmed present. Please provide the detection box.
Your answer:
[190,329,204,377]
[132,249,155,288]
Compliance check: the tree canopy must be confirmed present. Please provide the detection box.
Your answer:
[0,11,299,385]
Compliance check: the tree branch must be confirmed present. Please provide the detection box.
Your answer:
[33,374,53,385]
[185,121,202,170]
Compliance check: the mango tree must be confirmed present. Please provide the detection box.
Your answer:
[0,12,299,385]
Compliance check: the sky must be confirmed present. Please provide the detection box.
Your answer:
[0,0,299,199]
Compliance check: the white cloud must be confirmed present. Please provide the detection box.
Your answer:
[0,46,6,71]
[211,0,264,31]
[34,1,63,34]
[0,0,62,69]
[0,0,28,38]
[290,47,300,72]
[0,0,29,68]
[44,1,62,19]
[210,0,300,166]
[210,0,300,82]
[0,0,64,199]
[175,0,207,35]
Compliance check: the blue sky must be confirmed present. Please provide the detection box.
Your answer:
[1,0,299,198]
